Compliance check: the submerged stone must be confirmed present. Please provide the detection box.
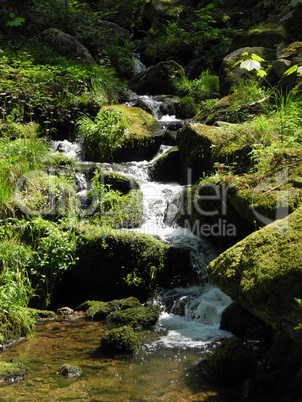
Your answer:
[58,364,82,378]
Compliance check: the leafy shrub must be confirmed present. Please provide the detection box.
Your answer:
[0,49,121,135]
[76,108,128,162]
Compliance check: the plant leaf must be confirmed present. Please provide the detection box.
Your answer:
[240,60,261,71]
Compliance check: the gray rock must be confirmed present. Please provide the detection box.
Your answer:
[280,0,302,41]
[31,28,93,63]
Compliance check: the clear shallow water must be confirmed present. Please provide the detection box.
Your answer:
[0,316,229,401]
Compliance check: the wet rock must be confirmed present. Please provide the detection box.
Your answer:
[207,337,257,386]
[207,206,302,343]
[58,364,82,378]
[149,146,180,182]
[57,307,74,316]
[0,359,28,384]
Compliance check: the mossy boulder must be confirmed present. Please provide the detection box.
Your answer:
[219,47,276,96]
[0,311,33,346]
[55,225,195,306]
[207,337,257,386]
[230,29,286,52]
[176,123,221,183]
[85,299,124,320]
[107,305,161,328]
[83,105,164,163]
[99,326,140,355]
[29,28,93,63]
[207,206,302,341]
[58,363,82,378]
[0,360,28,384]
[12,171,78,218]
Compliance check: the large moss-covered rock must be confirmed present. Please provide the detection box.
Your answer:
[176,123,220,183]
[82,105,164,163]
[107,305,161,328]
[207,206,302,341]
[99,326,141,355]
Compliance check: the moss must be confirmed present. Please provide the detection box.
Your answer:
[107,305,161,329]
[58,363,82,378]
[27,308,57,320]
[85,300,122,321]
[99,326,140,355]
[0,360,28,384]
[120,297,141,310]
[12,171,78,218]
[73,225,167,301]
[89,189,144,229]
[0,310,33,346]
[207,206,302,340]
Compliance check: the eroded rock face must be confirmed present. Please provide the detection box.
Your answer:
[280,0,302,41]
[207,206,302,342]
[30,28,93,62]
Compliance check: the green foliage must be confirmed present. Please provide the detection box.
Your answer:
[235,52,267,78]
[294,298,302,330]
[5,14,25,28]
[76,108,128,162]
[28,217,78,307]
[192,4,220,45]
[0,135,52,213]
[88,169,143,228]
[0,48,120,134]
[174,70,219,103]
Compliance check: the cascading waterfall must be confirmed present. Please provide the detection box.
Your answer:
[52,95,232,350]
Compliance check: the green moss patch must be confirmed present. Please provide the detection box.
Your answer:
[107,305,161,329]
[207,206,302,340]
[0,360,28,384]
[99,326,141,356]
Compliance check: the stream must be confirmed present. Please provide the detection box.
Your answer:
[0,96,232,401]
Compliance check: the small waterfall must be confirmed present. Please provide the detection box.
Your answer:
[51,96,232,348]
[133,53,147,74]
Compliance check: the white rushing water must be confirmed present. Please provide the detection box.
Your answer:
[52,97,232,349]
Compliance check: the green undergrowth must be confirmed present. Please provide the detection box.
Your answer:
[0,48,122,136]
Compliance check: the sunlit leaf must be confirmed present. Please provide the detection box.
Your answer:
[284,65,298,76]
[240,60,261,71]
